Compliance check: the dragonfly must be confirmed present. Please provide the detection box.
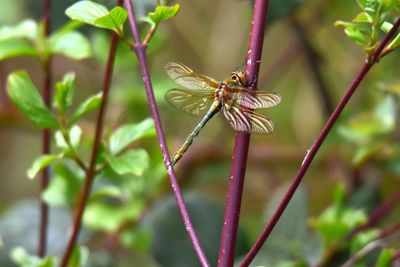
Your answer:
[164,61,281,167]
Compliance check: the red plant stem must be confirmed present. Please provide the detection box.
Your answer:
[368,190,400,227]
[218,0,269,266]
[123,1,210,266]
[240,16,400,267]
[38,0,51,257]
[59,2,122,266]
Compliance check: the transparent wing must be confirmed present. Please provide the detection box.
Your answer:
[223,103,274,134]
[165,88,213,116]
[164,61,219,91]
[234,88,282,109]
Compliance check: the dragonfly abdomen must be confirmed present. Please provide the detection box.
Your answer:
[171,100,222,166]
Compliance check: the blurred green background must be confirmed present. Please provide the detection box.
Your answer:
[0,0,399,266]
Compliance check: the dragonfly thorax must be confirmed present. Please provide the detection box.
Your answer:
[215,82,237,104]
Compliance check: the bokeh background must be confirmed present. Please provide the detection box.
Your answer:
[0,0,399,266]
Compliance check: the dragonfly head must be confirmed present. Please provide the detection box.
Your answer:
[230,70,247,86]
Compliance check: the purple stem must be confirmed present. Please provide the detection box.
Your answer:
[123,1,210,266]
[59,1,122,265]
[218,0,270,266]
[240,16,400,267]
[38,0,51,257]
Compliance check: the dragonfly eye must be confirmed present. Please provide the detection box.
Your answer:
[231,71,247,86]
[231,73,238,81]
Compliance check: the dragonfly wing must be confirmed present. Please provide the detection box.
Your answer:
[165,88,213,116]
[164,61,219,91]
[236,89,281,109]
[223,103,274,134]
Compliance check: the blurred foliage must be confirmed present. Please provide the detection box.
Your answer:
[251,185,322,266]
[141,192,248,267]
[0,0,400,266]
[0,201,82,267]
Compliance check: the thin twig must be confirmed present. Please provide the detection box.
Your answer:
[143,24,158,45]
[59,2,122,266]
[340,237,388,267]
[218,0,270,266]
[38,0,51,257]
[123,1,210,266]
[60,130,87,171]
[240,16,400,267]
[348,190,400,239]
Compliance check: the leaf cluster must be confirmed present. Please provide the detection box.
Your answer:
[335,0,400,59]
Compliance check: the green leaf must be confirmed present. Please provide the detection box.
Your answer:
[7,71,58,128]
[0,39,38,60]
[334,20,370,46]
[380,21,393,33]
[311,185,367,248]
[69,246,89,267]
[0,19,38,41]
[109,118,155,154]
[94,6,128,35]
[54,72,76,112]
[364,0,379,13]
[353,12,373,23]
[27,154,59,179]
[90,185,122,201]
[352,140,383,164]
[148,4,180,24]
[65,1,109,25]
[106,149,149,176]
[69,125,83,148]
[344,27,369,46]
[42,163,83,206]
[55,125,82,150]
[120,227,153,252]
[49,31,91,60]
[66,1,127,35]
[379,0,398,12]
[376,248,394,267]
[11,247,55,267]
[338,113,387,142]
[275,261,307,267]
[355,0,367,9]
[386,32,400,50]
[84,201,144,232]
[350,230,379,253]
[70,93,102,124]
